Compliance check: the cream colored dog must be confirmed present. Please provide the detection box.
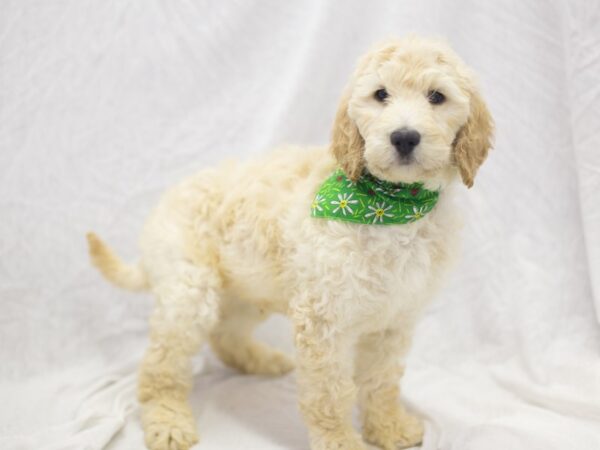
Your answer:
[87,36,493,450]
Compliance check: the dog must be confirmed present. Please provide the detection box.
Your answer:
[87,36,493,450]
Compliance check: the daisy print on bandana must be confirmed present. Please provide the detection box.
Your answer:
[311,194,325,216]
[331,193,358,215]
[311,168,439,225]
[405,205,428,222]
[365,202,394,224]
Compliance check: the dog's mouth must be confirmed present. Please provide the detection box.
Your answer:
[397,154,416,166]
[366,149,433,185]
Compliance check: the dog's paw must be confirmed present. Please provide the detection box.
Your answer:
[211,334,295,377]
[142,400,199,450]
[364,411,423,450]
[311,429,367,450]
[251,349,295,376]
[222,343,294,376]
[393,413,423,449]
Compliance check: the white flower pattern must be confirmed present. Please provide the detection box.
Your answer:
[331,193,358,215]
[311,169,438,224]
[405,205,428,222]
[311,194,325,216]
[365,202,394,223]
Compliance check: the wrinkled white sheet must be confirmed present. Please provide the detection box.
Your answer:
[1,1,599,449]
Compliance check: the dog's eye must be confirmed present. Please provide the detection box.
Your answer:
[374,88,389,102]
[427,90,445,105]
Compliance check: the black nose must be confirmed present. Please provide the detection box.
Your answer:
[390,128,421,156]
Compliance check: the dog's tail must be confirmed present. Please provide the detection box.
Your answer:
[86,232,149,292]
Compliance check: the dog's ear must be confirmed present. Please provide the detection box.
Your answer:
[330,88,365,181]
[453,87,494,188]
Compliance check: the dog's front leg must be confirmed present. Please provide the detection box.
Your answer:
[355,327,424,450]
[293,316,366,450]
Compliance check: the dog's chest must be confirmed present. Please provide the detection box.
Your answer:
[298,214,453,332]
[354,228,436,322]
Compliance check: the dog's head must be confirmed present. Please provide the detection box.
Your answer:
[331,37,494,188]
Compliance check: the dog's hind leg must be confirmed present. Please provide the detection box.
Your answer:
[138,262,221,450]
[210,298,294,376]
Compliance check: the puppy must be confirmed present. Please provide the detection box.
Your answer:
[88,36,493,450]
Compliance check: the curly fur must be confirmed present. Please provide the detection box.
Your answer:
[88,36,493,450]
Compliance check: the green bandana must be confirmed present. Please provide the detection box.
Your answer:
[311,169,439,225]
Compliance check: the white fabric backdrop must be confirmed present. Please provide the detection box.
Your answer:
[1,1,599,449]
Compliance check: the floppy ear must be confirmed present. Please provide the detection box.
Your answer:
[330,88,365,181]
[453,88,494,187]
